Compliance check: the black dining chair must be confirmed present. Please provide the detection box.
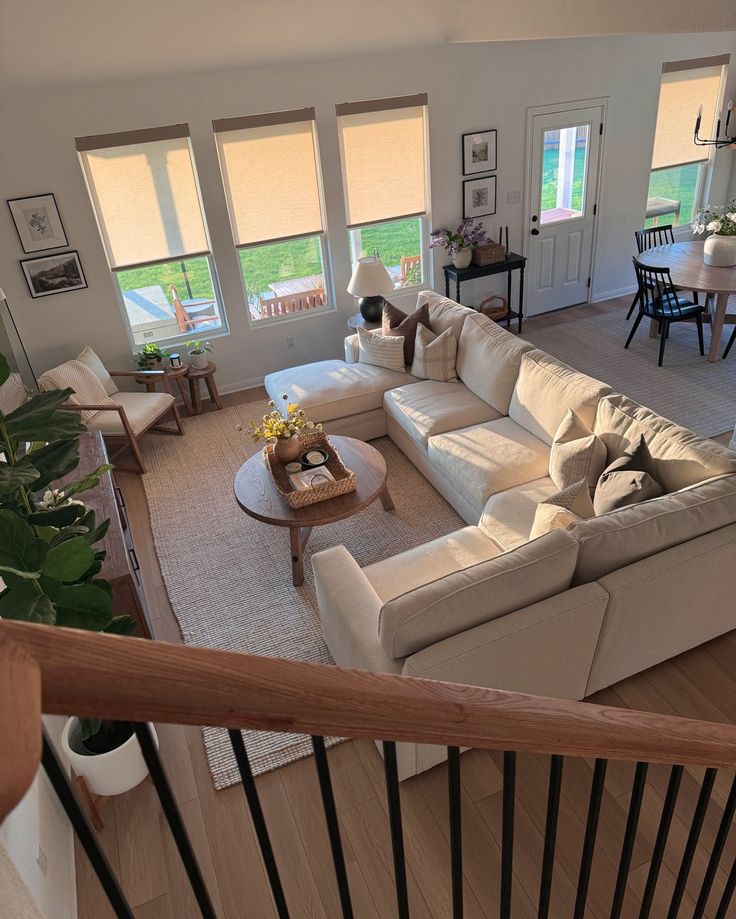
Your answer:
[722,325,736,359]
[627,225,701,319]
[626,257,705,366]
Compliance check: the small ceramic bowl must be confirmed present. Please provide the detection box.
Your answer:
[284,462,302,474]
[300,448,329,469]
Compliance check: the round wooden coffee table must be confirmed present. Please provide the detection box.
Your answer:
[234,435,394,586]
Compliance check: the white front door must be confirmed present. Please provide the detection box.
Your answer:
[525,104,604,316]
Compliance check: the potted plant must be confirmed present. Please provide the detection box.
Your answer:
[692,200,736,267]
[185,339,213,370]
[135,342,168,370]
[0,353,155,795]
[249,394,321,462]
[430,218,488,269]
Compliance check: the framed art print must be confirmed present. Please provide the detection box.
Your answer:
[8,193,69,253]
[21,250,87,298]
[462,129,497,175]
[463,175,497,219]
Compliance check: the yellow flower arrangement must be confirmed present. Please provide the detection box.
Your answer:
[249,394,321,443]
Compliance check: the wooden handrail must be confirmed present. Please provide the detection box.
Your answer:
[5,621,736,784]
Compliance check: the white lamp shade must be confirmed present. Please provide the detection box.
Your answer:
[347,257,395,297]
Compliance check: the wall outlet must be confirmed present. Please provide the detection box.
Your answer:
[506,190,522,205]
[36,842,48,876]
[286,337,295,350]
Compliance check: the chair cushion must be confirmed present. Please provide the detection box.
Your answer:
[384,380,500,448]
[86,391,174,436]
[428,417,551,518]
[39,359,116,422]
[411,326,458,382]
[375,529,579,658]
[509,350,611,445]
[549,409,607,491]
[0,373,28,415]
[456,313,534,414]
[479,477,559,550]
[76,346,118,396]
[357,327,406,373]
[416,290,476,340]
[652,293,700,317]
[593,394,736,491]
[264,360,418,424]
[382,301,430,365]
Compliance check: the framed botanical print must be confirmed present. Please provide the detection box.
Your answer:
[463,175,497,219]
[21,250,87,298]
[462,129,497,175]
[8,193,69,253]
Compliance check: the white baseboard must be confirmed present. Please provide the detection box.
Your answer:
[591,285,637,304]
[217,376,265,396]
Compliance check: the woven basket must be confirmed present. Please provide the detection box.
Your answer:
[263,431,356,509]
[479,294,509,321]
[473,242,507,266]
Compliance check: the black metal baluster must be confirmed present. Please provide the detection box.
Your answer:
[448,746,463,919]
[382,741,410,919]
[610,761,648,919]
[501,751,516,919]
[715,851,736,919]
[693,774,736,919]
[638,764,683,919]
[311,735,353,919]
[574,758,607,919]
[41,730,134,919]
[134,724,216,919]
[229,729,289,919]
[667,767,717,919]
[538,755,563,919]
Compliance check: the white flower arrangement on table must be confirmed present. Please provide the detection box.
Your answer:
[692,199,736,237]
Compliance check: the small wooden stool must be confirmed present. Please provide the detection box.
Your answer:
[188,362,223,415]
[135,363,191,409]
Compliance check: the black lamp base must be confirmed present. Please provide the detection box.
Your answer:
[358,295,385,323]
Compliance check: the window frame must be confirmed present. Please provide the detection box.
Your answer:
[347,214,429,297]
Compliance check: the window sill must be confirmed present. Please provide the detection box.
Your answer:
[129,325,231,356]
[248,304,335,329]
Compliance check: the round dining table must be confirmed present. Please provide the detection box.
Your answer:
[638,241,736,361]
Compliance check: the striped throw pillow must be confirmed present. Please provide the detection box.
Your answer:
[410,325,457,382]
[549,409,607,491]
[357,327,406,373]
[39,359,116,422]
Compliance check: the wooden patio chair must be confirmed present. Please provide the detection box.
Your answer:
[38,346,183,474]
[258,287,325,319]
[399,255,421,287]
[169,285,219,334]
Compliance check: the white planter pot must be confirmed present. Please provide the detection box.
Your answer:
[61,718,157,797]
[189,351,209,370]
[704,233,736,267]
[452,249,473,269]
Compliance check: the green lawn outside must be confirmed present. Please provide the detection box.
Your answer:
[541,144,587,213]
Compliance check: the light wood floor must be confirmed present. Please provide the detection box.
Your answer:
[76,300,736,919]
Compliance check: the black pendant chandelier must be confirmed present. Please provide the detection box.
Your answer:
[694,100,736,148]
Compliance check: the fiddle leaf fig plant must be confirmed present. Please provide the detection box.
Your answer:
[0,352,135,741]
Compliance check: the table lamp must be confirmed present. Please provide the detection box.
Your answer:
[347,256,395,322]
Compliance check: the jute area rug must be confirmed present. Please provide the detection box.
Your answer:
[140,401,463,789]
[522,301,736,438]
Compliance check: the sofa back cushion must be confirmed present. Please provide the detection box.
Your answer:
[509,350,611,445]
[569,473,736,584]
[594,394,736,491]
[416,290,476,340]
[377,529,579,657]
[456,313,535,414]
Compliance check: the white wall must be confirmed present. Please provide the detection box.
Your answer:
[1,32,735,392]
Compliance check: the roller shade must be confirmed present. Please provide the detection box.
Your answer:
[652,60,726,171]
[214,109,324,247]
[77,128,209,269]
[337,94,428,228]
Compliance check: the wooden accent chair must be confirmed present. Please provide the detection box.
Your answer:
[399,254,421,287]
[258,288,325,319]
[169,285,219,334]
[38,347,183,474]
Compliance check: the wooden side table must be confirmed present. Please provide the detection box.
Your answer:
[188,362,223,414]
[135,364,190,409]
[443,252,526,332]
[347,312,381,332]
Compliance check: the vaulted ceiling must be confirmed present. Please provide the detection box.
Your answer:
[1,0,734,88]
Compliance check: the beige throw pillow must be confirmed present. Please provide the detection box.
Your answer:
[550,409,607,491]
[411,325,457,382]
[39,359,115,423]
[357,327,406,373]
[530,479,595,540]
[593,434,664,515]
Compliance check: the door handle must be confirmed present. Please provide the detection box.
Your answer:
[530,228,540,236]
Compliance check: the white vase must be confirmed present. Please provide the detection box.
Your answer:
[62,718,158,797]
[452,249,473,269]
[704,233,736,267]
[189,351,209,370]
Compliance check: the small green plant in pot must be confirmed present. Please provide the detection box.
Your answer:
[185,339,213,370]
[135,342,168,369]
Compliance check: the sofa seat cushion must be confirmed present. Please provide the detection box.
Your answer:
[594,394,736,491]
[375,529,579,658]
[479,477,559,550]
[87,391,173,436]
[427,417,551,516]
[365,525,503,605]
[384,381,501,448]
[456,313,534,414]
[265,360,418,423]
[509,350,611,445]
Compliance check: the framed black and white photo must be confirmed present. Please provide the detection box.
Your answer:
[21,251,87,298]
[7,193,69,253]
[463,175,497,219]
[462,129,497,175]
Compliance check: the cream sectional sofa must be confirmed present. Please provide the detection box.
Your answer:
[265,292,736,778]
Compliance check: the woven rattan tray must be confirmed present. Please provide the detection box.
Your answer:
[263,432,356,509]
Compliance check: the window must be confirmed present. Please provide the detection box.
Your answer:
[646,56,728,228]
[540,125,590,225]
[214,108,329,322]
[337,94,429,290]
[76,124,224,346]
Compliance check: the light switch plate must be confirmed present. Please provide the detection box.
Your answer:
[506,190,521,204]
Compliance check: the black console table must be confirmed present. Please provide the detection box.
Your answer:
[443,251,527,332]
